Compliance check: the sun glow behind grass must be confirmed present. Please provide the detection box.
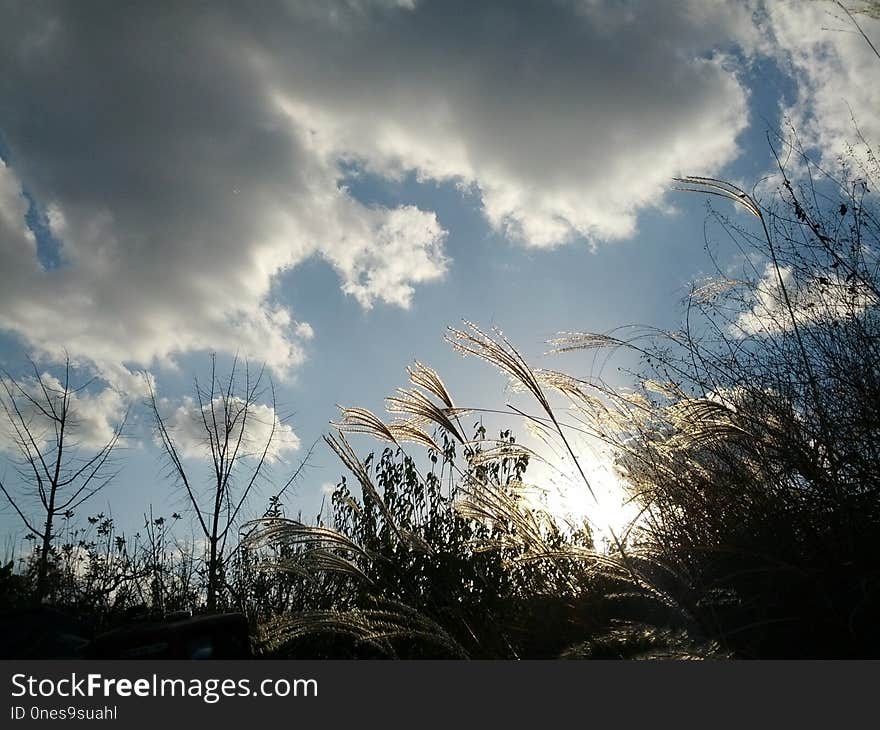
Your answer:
[525,441,640,552]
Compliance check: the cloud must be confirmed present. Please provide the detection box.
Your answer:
[264,0,756,246]
[323,205,447,309]
[0,161,36,261]
[0,2,448,382]
[158,395,300,463]
[734,263,877,336]
[762,2,880,167]
[0,371,126,455]
[0,0,761,379]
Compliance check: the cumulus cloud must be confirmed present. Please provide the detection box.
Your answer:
[762,2,880,167]
[0,371,126,454]
[0,0,768,379]
[734,263,878,336]
[158,395,300,463]
[264,0,756,246]
[0,1,449,382]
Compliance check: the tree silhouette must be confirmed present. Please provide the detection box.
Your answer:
[0,358,126,603]
[148,355,295,612]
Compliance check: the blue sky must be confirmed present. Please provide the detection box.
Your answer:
[0,1,878,549]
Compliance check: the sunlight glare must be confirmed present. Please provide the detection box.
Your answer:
[526,445,640,551]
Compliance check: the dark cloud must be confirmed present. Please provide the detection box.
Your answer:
[0,0,772,381]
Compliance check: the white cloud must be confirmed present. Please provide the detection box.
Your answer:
[159,395,299,463]
[0,371,126,454]
[763,2,880,168]
[294,322,315,341]
[0,3,451,382]
[0,1,768,378]
[734,263,877,336]
[266,0,756,247]
[322,204,447,308]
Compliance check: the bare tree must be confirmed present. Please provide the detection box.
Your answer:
[0,358,127,603]
[147,355,296,612]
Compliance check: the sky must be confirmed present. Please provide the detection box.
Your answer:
[0,0,878,549]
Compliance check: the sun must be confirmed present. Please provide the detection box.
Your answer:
[525,444,640,551]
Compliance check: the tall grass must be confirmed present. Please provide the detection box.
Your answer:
[4,139,877,659]
[250,138,880,658]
